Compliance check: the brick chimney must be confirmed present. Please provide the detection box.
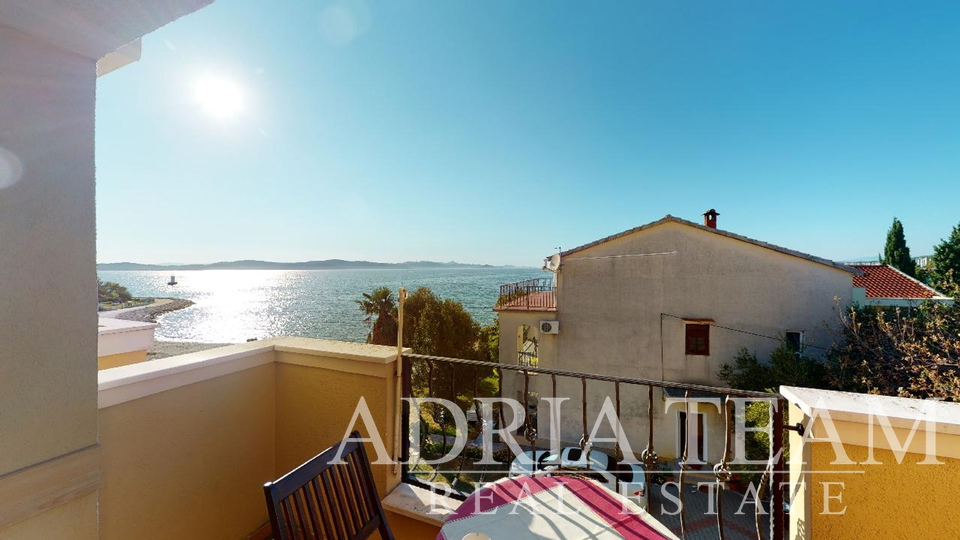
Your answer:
[703,209,719,229]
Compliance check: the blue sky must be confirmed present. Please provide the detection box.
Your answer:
[96,0,960,266]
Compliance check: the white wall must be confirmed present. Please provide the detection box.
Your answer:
[0,22,99,476]
[98,318,158,357]
[0,1,213,535]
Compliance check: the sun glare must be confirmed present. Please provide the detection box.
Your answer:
[194,76,244,119]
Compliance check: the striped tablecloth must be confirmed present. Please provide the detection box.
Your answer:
[437,476,679,540]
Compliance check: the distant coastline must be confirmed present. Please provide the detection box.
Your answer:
[97,259,533,271]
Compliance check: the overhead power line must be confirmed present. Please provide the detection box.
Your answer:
[660,313,830,352]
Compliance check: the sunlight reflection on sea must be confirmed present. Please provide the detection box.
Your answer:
[98,268,546,344]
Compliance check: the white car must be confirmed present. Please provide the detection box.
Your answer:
[510,447,648,510]
[541,446,617,486]
[615,462,649,510]
[543,446,613,470]
[543,447,648,510]
[508,450,553,477]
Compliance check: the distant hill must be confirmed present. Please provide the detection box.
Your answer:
[96,259,525,271]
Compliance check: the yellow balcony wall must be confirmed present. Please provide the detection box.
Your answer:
[98,350,149,370]
[99,360,275,538]
[96,338,438,540]
[782,386,960,540]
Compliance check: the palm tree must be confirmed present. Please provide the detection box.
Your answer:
[357,287,398,345]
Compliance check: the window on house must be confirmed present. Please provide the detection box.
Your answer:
[517,324,539,367]
[685,323,710,356]
[785,331,804,353]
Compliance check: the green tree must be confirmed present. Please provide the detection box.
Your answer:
[356,287,398,345]
[718,340,829,393]
[718,344,805,489]
[476,319,500,364]
[827,302,960,400]
[97,279,133,303]
[881,217,916,277]
[358,286,500,361]
[930,221,960,293]
[398,287,479,357]
[383,287,500,406]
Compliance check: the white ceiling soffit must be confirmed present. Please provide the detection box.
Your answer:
[97,38,141,77]
[0,0,213,60]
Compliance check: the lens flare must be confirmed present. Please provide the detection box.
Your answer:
[194,77,244,119]
[0,146,24,189]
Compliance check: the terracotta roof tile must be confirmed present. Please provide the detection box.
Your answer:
[851,264,942,299]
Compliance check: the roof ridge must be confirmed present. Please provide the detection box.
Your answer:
[561,215,860,275]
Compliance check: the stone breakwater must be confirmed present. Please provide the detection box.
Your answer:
[116,298,194,323]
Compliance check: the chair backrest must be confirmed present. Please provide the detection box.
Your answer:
[264,432,395,540]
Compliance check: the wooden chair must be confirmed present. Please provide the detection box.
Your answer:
[263,432,395,540]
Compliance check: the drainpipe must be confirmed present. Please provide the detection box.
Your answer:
[392,287,407,475]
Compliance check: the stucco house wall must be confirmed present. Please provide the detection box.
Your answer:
[504,220,854,462]
[497,311,561,371]
[0,21,99,479]
[0,1,212,536]
[496,311,562,437]
[0,24,101,538]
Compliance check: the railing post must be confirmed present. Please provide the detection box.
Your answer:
[399,351,786,514]
[772,398,786,540]
[400,356,412,483]
[394,287,407,476]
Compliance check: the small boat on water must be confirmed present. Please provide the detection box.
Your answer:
[167,275,178,286]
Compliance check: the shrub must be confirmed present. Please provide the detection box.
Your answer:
[827,302,960,401]
[718,341,829,393]
[97,279,133,303]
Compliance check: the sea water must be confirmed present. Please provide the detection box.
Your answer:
[98,268,546,343]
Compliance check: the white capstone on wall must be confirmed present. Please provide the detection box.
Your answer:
[98,318,158,358]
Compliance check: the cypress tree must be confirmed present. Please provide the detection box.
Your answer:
[931,221,960,288]
[881,218,916,277]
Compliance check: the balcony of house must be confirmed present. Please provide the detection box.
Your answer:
[43,338,956,540]
[90,337,782,539]
[92,338,445,540]
[494,278,557,313]
[400,353,784,540]
[398,354,960,540]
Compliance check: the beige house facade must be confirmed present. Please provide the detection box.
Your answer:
[0,1,212,537]
[497,213,858,463]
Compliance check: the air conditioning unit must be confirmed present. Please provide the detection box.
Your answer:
[540,320,560,334]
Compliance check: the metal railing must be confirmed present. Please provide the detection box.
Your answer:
[496,277,556,311]
[400,353,786,540]
[517,350,538,367]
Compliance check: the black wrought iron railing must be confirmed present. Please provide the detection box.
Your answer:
[517,349,538,367]
[400,353,787,540]
[496,277,556,310]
